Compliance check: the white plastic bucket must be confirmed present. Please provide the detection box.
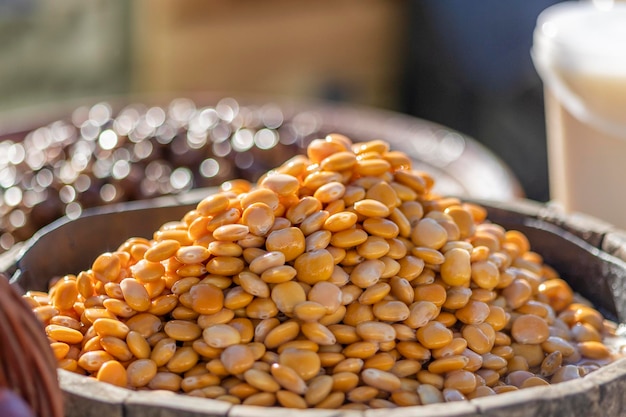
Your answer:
[532,1,626,228]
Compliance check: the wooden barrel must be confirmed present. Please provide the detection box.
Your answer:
[1,96,622,416]
[4,194,626,417]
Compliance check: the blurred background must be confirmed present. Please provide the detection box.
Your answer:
[0,0,564,202]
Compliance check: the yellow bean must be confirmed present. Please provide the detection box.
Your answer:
[46,324,84,345]
[126,313,163,338]
[78,350,115,372]
[416,321,453,349]
[120,278,151,312]
[166,346,199,373]
[320,151,357,171]
[189,284,224,315]
[293,301,327,322]
[266,227,306,262]
[279,348,321,381]
[294,249,335,285]
[127,359,158,387]
[92,252,122,283]
[96,360,128,387]
[300,210,330,236]
[301,322,337,346]
[221,344,255,375]
[52,277,79,311]
[511,314,550,344]
[304,375,334,406]
[462,323,496,354]
[264,321,300,349]
[269,363,308,395]
[206,256,244,276]
[163,320,201,342]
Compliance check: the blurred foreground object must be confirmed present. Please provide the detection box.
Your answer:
[0,275,64,417]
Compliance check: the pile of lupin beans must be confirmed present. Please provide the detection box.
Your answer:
[26,134,620,409]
